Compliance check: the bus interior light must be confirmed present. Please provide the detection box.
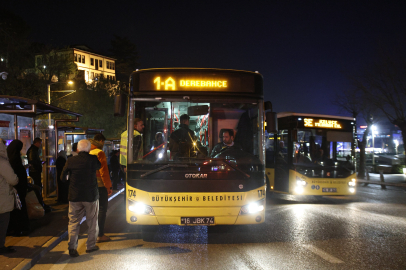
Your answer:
[239,199,265,215]
[211,165,226,171]
[349,188,355,193]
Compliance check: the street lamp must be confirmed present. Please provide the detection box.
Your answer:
[371,125,377,165]
[47,80,76,126]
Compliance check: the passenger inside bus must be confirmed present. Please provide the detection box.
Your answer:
[169,114,200,159]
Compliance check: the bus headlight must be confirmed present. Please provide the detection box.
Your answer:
[296,179,307,186]
[128,201,155,215]
[239,199,265,215]
[348,178,356,186]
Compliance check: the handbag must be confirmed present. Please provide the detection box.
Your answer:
[26,190,45,220]
[13,188,22,210]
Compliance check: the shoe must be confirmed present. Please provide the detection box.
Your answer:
[69,249,79,257]
[0,246,17,254]
[97,235,111,243]
[85,245,100,253]
[44,205,52,213]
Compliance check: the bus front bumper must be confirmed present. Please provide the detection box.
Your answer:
[126,205,265,225]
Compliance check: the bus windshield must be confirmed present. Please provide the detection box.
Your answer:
[130,100,263,167]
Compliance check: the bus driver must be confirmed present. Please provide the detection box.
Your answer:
[210,129,242,157]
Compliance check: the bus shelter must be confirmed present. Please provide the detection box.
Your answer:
[0,96,82,198]
[57,125,104,155]
[104,137,120,158]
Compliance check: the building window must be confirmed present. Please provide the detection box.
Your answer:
[107,61,110,69]
[82,55,85,64]
[91,72,94,79]
[91,58,94,66]
[112,63,115,70]
[37,57,42,66]
[99,60,102,68]
[78,54,81,63]
[74,53,77,62]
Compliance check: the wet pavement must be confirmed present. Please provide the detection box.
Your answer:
[26,178,406,270]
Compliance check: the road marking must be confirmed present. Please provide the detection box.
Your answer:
[47,191,124,270]
[303,244,344,264]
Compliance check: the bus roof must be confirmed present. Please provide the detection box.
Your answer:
[277,112,355,121]
[133,67,262,75]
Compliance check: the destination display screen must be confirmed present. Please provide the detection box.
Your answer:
[137,71,255,92]
[303,118,351,130]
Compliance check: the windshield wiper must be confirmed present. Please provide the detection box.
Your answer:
[140,164,188,178]
[222,159,250,178]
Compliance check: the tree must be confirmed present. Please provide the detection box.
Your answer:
[34,45,77,84]
[52,75,127,138]
[109,35,139,82]
[0,9,42,99]
[333,87,379,177]
[354,47,406,165]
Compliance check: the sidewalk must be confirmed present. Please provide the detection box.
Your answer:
[1,188,124,270]
[358,173,406,187]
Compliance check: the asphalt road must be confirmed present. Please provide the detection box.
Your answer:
[33,184,406,270]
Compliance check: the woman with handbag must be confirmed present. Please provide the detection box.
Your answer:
[7,140,30,236]
[0,138,19,254]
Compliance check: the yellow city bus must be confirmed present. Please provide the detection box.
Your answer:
[119,68,274,226]
[266,112,357,196]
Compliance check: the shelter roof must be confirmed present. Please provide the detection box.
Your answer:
[0,96,82,118]
[58,125,104,133]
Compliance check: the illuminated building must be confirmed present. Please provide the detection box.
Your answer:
[34,45,116,84]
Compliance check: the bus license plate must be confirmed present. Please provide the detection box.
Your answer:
[322,188,337,192]
[181,217,214,225]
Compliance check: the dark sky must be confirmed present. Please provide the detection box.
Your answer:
[4,1,406,116]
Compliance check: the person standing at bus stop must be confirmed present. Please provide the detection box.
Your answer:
[61,139,101,257]
[26,138,50,212]
[90,133,113,243]
[0,138,19,254]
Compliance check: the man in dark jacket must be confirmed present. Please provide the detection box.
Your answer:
[61,139,101,257]
[169,114,197,159]
[210,129,242,157]
[27,138,43,188]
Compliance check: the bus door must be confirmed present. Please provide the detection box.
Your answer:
[274,129,289,192]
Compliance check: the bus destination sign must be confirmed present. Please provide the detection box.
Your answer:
[138,72,255,92]
[304,118,343,129]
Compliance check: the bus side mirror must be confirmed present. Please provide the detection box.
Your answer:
[114,94,126,117]
[265,111,278,133]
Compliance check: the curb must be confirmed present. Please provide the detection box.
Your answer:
[357,179,406,187]
[13,188,125,270]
